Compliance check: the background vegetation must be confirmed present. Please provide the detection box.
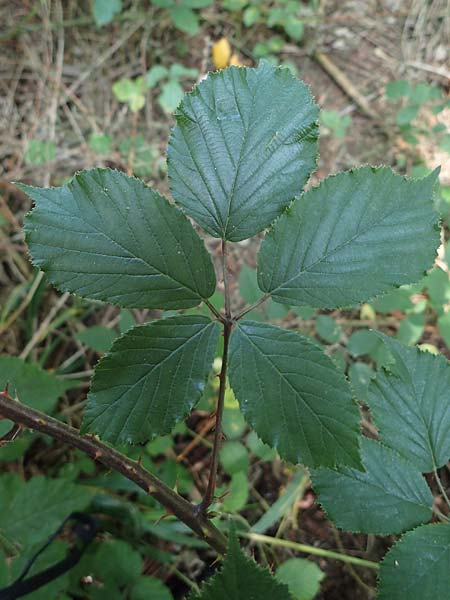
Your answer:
[1,1,449,598]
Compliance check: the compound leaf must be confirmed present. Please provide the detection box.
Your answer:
[168,61,318,241]
[82,316,219,444]
[190,532,291,600]
[378,523,450,600]
[367,333,450,472]
[228,321,360,468]
[311,437,433,535]
[20,168,216,309]
[258,167,439,308]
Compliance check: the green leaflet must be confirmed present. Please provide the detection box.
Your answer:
[311,437,433,535]
[228,321,361,468]
[258,167,439,309]
[82,316,219,444]
[167,61,318,241]
[378,523,450,599]
[189,532,291,600]
[20,169,216,309]
[368,333,450,472]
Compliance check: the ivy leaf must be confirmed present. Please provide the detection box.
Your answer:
[20,168,216,309]
[167,61,318,241]
[189,532,291,600]
[367,333,450,472]
[258,167,439,309]
[82,316,219,444]
[378,523,450,599]
[0,475,91,548]
[228,321,361,468]
[311,438,433,535]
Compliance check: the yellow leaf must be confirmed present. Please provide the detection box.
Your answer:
[229,53,243,67]
[212,37,232,70]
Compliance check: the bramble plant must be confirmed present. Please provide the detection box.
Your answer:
[3,61,450,598]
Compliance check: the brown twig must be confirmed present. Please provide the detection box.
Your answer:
[0,391,227,555]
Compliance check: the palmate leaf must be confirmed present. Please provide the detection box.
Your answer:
[367,333,450,472]
[228,321,361,468]
[378,523,450,599]
[258,167,439,309]
[311,437,433,535]
[82,316,219,444]
[20,169,216,309]
[167,61,318,242]
[189,532,291,600]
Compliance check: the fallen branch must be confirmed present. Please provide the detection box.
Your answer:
[312,50,379,120]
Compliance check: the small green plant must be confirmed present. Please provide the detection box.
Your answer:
[112,63,199,114]
[24,139,56,166]
[146,63,199,113]
[225,0,307,42]
[320,109,352,138]
[150,0,214,36]
[386,78,450,149]
[4,62,450,598]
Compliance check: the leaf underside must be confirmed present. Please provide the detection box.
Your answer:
[167,61,319,241]
[228,320,361,468]
[311,437,433,535]
[367,333,450,472]
[190,533,291,600]
[377,523,450,600]
[21,168,216,309]
[82,315,219,444]
[258,167,439,309]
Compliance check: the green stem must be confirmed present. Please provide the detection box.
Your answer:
[239,532,379,570]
